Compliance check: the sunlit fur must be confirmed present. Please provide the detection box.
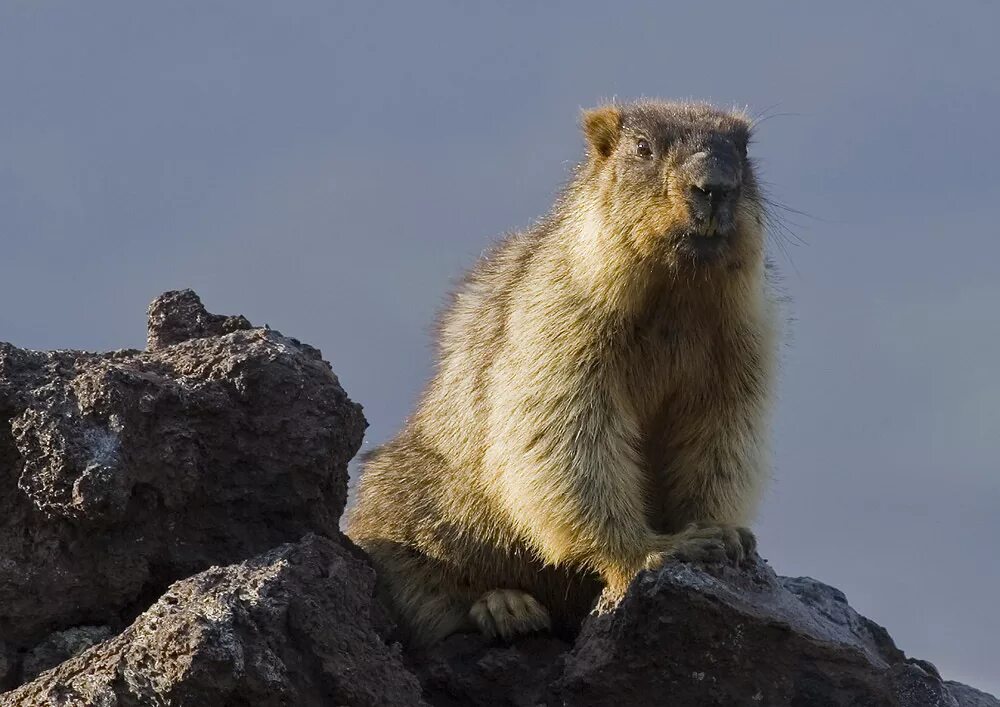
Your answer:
[348,100,779,647]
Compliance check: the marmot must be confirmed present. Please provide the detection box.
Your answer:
[348,100,778,647]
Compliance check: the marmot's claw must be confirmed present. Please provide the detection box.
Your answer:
[673,534,731,564]
[736,525,757,559]
[469,589,551,641]
[651,523,757,568]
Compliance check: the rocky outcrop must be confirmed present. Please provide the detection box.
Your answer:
[19,625,115,683]
[0,290,365,688]
[412,557,997,707]
[947,682,1000,707]
[550,560,971,706]
[2,535,425,707]
[1,290,995,706]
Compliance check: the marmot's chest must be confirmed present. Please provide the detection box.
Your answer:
[625,316,736,413]
[629,312,765,449]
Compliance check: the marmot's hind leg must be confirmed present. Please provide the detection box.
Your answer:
[366,543,478,648]
[401,589,477,648]
[469,588,552,641]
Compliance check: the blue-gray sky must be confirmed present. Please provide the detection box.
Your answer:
[1,1,997,693]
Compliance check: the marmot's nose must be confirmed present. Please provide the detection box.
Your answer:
[683,149,742,223]
[690,180,735,201]
[684,150,741,197]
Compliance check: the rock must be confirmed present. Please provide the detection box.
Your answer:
[20,625,115,682]
[0,290,365,652]
[2,535,426,707]
[947,682,1000,707]
[411,555,998,707]
[1,289,995,705]
[412,633,569,707]
[544,556,992,707]
[412,555,998,707]
[0,643,10,691]
[146,288,253,351]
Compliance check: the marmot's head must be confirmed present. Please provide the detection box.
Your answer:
[580,100,764,270]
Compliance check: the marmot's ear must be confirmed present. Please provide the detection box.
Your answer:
[582,105,622,159]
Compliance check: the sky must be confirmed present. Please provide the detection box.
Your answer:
[1,1,997,694]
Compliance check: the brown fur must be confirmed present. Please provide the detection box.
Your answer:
[348,100,779,647]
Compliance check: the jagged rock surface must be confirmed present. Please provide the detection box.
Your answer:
[947,682,1000,707]
[412,555,997,707]
[1,290,995,706]
[0,290,365,688]
[549,558,977,706]
[19,625,115,683]
[1,535,425,707]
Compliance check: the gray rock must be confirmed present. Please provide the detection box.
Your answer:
[145,288,253,351]
[1,289,995,706]
[547,557,992,707]
[20,625,115,682]
[411,632,569,707]
[947,681,1000,707]
[0,289,365,648]
[414,556,998,707]
[0,642,9,690]
[2,535,426,707]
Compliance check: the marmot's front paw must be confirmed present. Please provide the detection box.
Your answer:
[469,588,551,641]
[683,521,756,564]
[646,523,756,569]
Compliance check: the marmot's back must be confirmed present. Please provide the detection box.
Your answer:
[348,100,777,647]
[349,229,541,537]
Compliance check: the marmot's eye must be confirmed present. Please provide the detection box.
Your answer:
[636,139,652,157]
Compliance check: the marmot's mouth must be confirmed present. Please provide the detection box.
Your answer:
[677,228,732,263]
